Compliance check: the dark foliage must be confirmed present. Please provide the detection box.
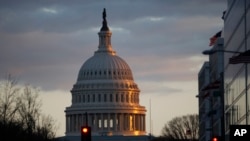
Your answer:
[0,75,56,141]
[0,120,56,141]
[151,136,198,141]
[161,114,199,141]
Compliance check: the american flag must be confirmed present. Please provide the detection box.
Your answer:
[209,31,222,46]
[229,50,250,64]
[202,80,221,91]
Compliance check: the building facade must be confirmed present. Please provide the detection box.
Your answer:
[223,0,250,141]
[64,9,147,141]
[197,38,224,141]
[208,38,224,140]
[198,62,210,141]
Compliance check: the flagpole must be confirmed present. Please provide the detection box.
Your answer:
[149,98,152,140]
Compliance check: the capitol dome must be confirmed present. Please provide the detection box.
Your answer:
[65,9,146,139]
[77,50,134,81]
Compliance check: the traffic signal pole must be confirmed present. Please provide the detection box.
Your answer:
[85,112,88,126]
[81,112,92,141]
[81,126,92,141]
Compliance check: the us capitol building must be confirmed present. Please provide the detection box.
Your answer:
[64,9,147,141]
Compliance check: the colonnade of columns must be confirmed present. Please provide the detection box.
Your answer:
[66,112,146,135]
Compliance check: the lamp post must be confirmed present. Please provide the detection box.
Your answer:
[202,49,242,55]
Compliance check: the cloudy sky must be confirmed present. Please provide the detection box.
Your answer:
[0,0,226,137]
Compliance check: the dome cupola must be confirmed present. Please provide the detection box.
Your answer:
[77,8,134,81]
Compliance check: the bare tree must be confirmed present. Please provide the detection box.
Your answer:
[0,74,20,124]
[0,75,57,140]
[18,84,42,134]
[37,115,57,140]
[161,114,199,141]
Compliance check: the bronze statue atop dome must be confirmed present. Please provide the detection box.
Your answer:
[103,8,106,20]
[101,8,109,31]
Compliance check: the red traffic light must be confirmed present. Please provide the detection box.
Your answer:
[212,136,220,141]
[82,127,88,133]
[81,126,91,135]
[81,126,91,141]
[212,137,218,141]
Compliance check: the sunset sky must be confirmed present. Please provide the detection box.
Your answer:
[0,0,226,137]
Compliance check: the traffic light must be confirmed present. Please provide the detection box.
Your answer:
[212,137,218,141]
[212,136,220,141]
[81,126,91,141]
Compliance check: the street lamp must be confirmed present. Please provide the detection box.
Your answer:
[202,49,242,55]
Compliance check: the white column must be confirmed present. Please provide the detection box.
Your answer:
[108,113,110,130]
[73,114,75,132]
[65,115,68,132]
[84,113,86,127]
[139,114,142,131]
[125,113,128,131]
[66,115,69,132]
[123,113,126,131]
[143,115,146,131]
[94,113,97,131]
[101,113,104,130]
[141,114,144,131]
[135,114,137,131]
[80,114,83,127]
[120,113,123,131]
[75,114,77,132]
[133,114,135,131]
[69,115,72,132]
[72,114,75,132]
[98,114,101,130]
[71,115,74,132]
[127,113,130,131]
[114,113,117,132]
[136,114,140,131]
[90,114,93,127]
[77,114,79,131]
[87,113,91,126]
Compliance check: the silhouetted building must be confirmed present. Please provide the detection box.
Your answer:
[197,37,224,141]
[223,1,250,141]
[198,1,250,141]
[208,38,224,140]
[197,62,210,141]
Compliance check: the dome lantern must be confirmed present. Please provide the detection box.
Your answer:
[96,8,115,55]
